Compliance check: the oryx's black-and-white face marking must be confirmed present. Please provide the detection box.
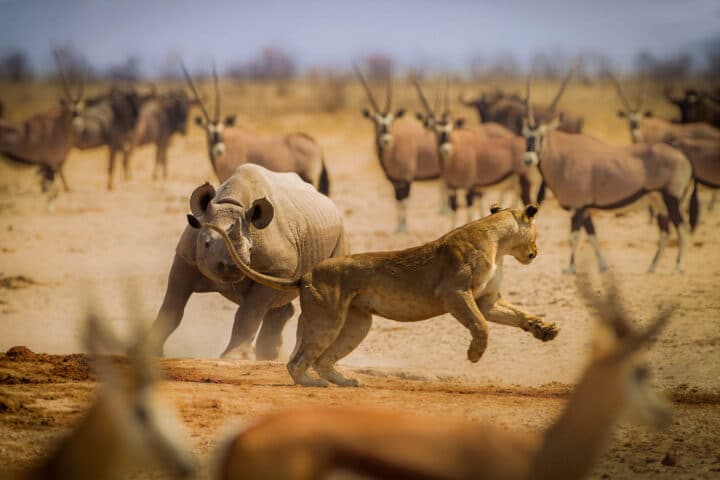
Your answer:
[61,98,87,133]
[522,122,546,167]
[362,109,404,149]
[196,115,235,158]
[616,109,651,144]
[433,117,454,160]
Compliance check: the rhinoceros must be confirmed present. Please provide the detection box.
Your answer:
[148,163,347,359]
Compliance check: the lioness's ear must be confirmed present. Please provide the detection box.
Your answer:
[189,182,216,216]
[194,115,205,126]
[524,204,539,222]
[454,118,466,129]
[395,108,405,118]
[246,197,274,229]
[224,114,236,127]
[490,204,502,214]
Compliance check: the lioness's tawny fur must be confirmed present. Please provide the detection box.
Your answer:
[189,204,558,387]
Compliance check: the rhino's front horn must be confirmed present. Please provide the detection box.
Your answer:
[187,214,202,229]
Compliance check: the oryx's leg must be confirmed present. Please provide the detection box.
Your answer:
[564,209,586,274]
[479,296,559,342]
[152,142,161,181]
[438,181,450,214]
[58,168,71,192]
[393,181,410,233]
[536,181,547,205]
[314,308,372,387]
[662,192,687,273]
[255,303,295,361]
[122,147,132,181]
[221,284,279,359]
[161,142,170,179]
[444,290,490,363]
[466,189,479,224]
[519,174,532,206]
[647,205,655,224]
[107,148,117,190]
[583,215,608,272]
[448,188,459,228]
[648,214,669,273]
[709,189,717,211]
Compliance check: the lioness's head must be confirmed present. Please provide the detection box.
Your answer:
[187,182,274,284]
[493,204,539,264]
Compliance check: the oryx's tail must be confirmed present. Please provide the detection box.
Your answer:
[186,215,300,292]
[318,155,330,196]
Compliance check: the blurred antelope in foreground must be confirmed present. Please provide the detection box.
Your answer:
[355,66,442,232]
[523,67,697,274]
[183,64,330,194]
[214,275,673,480]
[0,52,85,196]
[613,75,720,213]
[8,295,195,480]
[415,78,535,226]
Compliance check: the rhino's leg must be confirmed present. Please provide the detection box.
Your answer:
[255,303,295,360]
[147,255,199,356]
[314,308,372,387]
[221,284,278,359]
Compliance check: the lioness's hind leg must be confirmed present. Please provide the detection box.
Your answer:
[287,305,347,387]
[482,297,559,342]
[314,308,372,387]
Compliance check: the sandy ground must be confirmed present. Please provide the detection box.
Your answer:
[1,111,719,478]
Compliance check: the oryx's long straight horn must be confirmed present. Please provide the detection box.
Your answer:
[637,72,648,111]
[609,71,633,112]
[354,64,381,113]
[443,76,450,117]
[53,49,74,102]
[384,69,392,114]
[549,60,579,114]
[526,69,536,126]
[213,63,221,122]
[414,79,435,119]
[180,60,211,122]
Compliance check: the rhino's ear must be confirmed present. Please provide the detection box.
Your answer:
[189,182,216,216]
[246,197,274,229]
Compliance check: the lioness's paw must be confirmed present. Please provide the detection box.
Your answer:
[529,319,559,341]
[467,339,487,363]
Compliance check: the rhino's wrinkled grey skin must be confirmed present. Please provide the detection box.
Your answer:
[149,163,346,359]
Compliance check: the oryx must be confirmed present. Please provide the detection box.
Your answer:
[130,89,195,180]
[0,52,85,195]
[523,68,697,274]
[415,78,535,227]
[355,66,442,232]
[459,83,584,135]
[182,64,329,194]
[613,75,720,213]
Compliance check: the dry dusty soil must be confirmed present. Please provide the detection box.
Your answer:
[1,112,719,478]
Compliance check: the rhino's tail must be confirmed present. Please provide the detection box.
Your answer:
[187,215,300,292]
[318,155,330,196]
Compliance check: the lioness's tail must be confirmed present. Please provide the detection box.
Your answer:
[187,215,300,292]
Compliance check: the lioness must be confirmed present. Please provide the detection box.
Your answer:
[187,204,558,387]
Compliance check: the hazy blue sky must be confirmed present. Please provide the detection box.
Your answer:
[0,0,718,74]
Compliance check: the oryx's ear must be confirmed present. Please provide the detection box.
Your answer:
[194,115,205,126]
[362,108,371,118]
[523,204,539,222]
[395,108,405,118]
[246,197,274,229]
[189,182,216,216]
[490,204,502,214]
[644,110,653,118]
[59,98,67,107]
[454,118,466,129]
[617,110,627,118]
[415,112,424,121]
[224,114,236,127]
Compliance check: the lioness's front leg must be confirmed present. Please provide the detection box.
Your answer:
[482,297,559,342]
[444,291,490,362]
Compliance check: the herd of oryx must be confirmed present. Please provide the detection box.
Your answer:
[1,51,719,479]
